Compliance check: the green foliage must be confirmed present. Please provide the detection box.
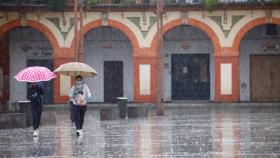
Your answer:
[124,0,135,5]
[86,0,100,5]
[204,0,218,11]
[249,0,265,4]
[272,0,280,3]
[203,0,280,11]
[47,0,65,11]
[248,0,280,4]
[20,0,27,3]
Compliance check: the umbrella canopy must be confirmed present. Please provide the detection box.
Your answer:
[54,62,97,77]
[14,66,56,82]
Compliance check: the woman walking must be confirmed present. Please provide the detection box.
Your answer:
[70,75,91,136]
[27,82,44,137]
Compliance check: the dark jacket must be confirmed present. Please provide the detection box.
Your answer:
[27,85,44,103]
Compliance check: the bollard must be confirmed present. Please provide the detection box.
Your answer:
[17,100,32,127]
[117,97,128,118]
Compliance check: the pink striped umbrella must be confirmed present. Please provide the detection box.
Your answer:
[14,66,56,82]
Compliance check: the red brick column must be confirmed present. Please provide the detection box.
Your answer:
[0,34,9,102]
[53,48,75,103]
[133,48,157,103]
[215,48,239,102]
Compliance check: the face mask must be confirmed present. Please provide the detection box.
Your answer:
[76,81,82,86]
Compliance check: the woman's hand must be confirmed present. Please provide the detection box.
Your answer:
[86,95,92,101]
[32,92,38,98]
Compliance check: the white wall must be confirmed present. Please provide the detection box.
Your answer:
[239,24,280,101]
[163,25,215,101]
[9,28,52,103]
[84,27,134,102]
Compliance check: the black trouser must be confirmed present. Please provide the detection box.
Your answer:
[70,101,75,123]
[73,105,87,130]
[31,101,43,130]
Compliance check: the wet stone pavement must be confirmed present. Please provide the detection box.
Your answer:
[0,105,280,157]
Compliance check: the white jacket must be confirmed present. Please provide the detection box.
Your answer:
[69,84,92,105]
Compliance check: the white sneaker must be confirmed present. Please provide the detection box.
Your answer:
[78,136,83,144]
[33,130,39,137]
[79,130,84,136]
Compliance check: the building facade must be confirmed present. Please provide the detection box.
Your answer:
[0,0,280,104]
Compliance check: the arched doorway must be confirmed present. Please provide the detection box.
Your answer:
[239,24,280,102]
[163,25,214,101]
[2,27,55,104]
[84,26,134,103]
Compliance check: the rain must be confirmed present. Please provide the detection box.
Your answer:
[1,0,280,157]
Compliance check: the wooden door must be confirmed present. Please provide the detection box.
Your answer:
[251,55,280,101]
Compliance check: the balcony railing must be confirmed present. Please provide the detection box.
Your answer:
[0,0,203,6]
[0,0,47,6]
[0,0,278,8]
[218,0,274,4]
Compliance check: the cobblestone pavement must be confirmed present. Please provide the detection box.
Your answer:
[0,106,280,157]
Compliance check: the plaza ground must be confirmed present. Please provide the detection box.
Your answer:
[0,103,279,157]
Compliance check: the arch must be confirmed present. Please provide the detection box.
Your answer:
[71,19,140,54]
[0,19,60,55]
[232,17,280,55]
[151,18,221,55]
[0,19,62,103]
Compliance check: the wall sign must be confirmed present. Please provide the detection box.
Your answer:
[221,63,232,95]
[139,64,151,95]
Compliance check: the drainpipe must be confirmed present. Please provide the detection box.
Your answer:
[74,0,78,62]
[156,0,164,115]
[79,0,84,62]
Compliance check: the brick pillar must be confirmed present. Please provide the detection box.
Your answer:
[53,57,75,103]
[133,48,157,103]
[215,55,239,102]
[0,34,9,102]
[53,47,75,104]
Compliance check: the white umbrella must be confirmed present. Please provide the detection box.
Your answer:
[54,62,97,77]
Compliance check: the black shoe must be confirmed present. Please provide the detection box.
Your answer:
[75,130,80,136]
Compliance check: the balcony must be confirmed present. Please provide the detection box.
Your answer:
[0,0,278,11]
[218,0,275,4]
[0,0,203,6]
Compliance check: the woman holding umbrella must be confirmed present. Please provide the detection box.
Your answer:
[70,75,91,137]
[14,66,56,137]
[54,62,97,137]
[27,82,44,137]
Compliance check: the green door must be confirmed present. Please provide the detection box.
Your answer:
[171,54,210,100]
